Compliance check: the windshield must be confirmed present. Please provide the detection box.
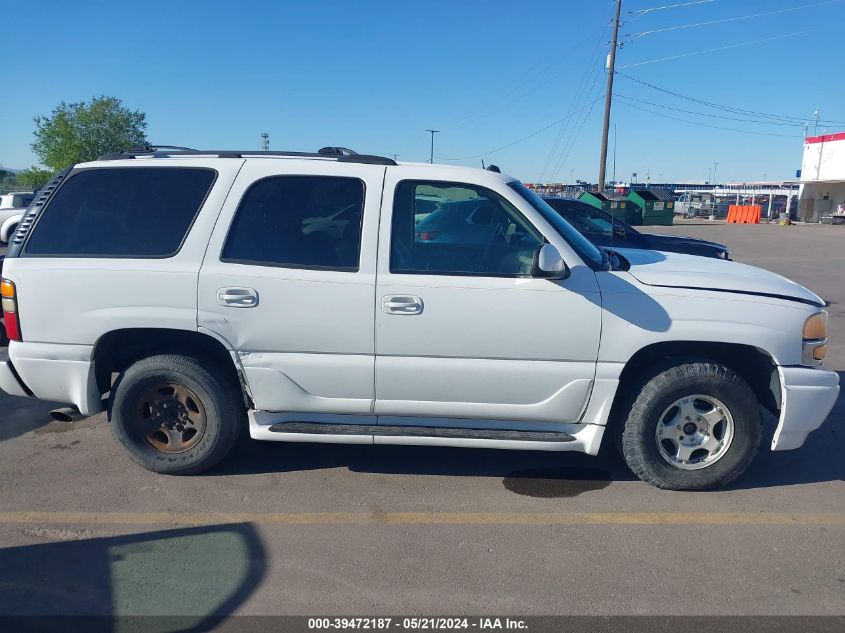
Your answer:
[509,182,605,269]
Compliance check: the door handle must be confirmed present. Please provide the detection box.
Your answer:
[217,287,259,307]
[382,295,423,315]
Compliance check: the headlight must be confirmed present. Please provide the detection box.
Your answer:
[802,311,828,365]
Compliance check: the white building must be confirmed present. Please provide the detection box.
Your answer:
[796,132,845,222]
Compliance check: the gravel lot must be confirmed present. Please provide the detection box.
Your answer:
[0,223,842,622]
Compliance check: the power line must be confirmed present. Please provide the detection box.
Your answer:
[616,97,804,138]
[615,93,806,127]
[618,72,845,125]
[451,25,608,127]
[618,25,833,69]
[550,88,603,182]
[440,95,605,162]
[537,30,607,182]
[629,0,843,38]
[597,0,624,191]
[624,0,713,27]
[548,60,607,182]
[631,0,714,16]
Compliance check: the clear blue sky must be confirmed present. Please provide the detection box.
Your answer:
[2,0,844,183]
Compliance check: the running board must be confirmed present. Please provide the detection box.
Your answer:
[267,422,576,442]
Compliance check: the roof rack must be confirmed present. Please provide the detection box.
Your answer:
[96,145,397,166]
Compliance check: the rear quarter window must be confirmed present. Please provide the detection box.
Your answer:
[24,167,216,258]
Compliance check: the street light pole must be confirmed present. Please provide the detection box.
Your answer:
[713,162,719,187]
[597,0,622,192]
[426,129,440,164]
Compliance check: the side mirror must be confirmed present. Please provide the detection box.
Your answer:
[532,243,570,280]
[613,225,627,240]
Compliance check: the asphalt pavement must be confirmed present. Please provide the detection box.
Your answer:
[0,223,842,622]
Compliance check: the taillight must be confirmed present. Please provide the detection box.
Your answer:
[1,279,21,341]
[415,230,441,241]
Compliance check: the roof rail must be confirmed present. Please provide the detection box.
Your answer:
[96,145,397,166]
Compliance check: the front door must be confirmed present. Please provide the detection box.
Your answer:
[198,159,386,415]
[374,170,602,423]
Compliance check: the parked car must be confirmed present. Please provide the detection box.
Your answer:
[0,191,35,244]
[0,147,837,490]
[543,197,731,259]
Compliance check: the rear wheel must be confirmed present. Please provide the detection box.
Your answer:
[110,354,243,474]
[621,361,761,490]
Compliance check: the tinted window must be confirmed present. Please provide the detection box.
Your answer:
[12,195,34,208]
[25,168,215,257]
[222,176,364,271]
[391,181,542,276]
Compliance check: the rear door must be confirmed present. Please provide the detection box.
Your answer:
[198,159,385,415]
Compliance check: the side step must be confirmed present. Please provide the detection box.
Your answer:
[267,422,576,442]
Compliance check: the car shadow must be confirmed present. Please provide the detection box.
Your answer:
[0,391,66,442]
[209,430,636,497]
[209,374,844,493]
[0,523,266,630]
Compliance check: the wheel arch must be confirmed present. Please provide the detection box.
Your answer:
[609,341,780,430]
[92,327,252,407]
[0,214,21,243]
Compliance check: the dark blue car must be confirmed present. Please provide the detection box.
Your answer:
[542,197,730,260]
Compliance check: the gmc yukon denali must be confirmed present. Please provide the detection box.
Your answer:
[0,146,838,489]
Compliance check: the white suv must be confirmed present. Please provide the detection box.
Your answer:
[0,147,838,489]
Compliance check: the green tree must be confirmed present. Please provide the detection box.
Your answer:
[0,170,16,194]
[31,96,148,170]
[16,167,53,191]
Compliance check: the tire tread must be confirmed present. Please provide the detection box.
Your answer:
[621,361,762,490]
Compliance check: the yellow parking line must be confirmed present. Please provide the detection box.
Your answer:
[0,511,843,526]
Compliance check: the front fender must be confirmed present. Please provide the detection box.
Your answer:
[597,273,815,366]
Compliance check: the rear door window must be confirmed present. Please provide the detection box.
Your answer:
[221,175,365,271]
[24,167,216,257]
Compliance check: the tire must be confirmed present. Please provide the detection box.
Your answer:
[621,361,761,490]
[110,354,243,474]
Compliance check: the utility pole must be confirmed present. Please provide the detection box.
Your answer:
[597,0,622,192]
[426,129,440,164]
[612,123,617,185]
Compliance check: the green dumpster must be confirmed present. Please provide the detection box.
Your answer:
[578,191,630,223]
[627,189,675,226]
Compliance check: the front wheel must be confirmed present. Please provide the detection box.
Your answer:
[110,354,243,474]
[621,362,761,490]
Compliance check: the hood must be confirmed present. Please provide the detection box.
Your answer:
[643,233,727,252]
[617,248,824,306]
